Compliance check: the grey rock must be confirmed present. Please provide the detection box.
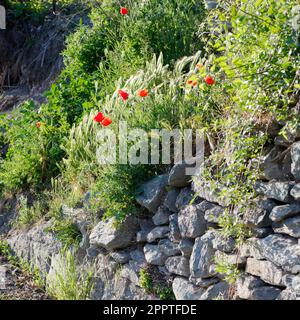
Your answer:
[178,204,206,239]
[136,175,168,213]
[276,288,299,300]
[204,205,224,224]
[291,184,300,201]
[178,239,194,257]
[175,187,195,210]
[211,232,236,253]
[251,286,281,300]
[7,220,63,275]
[245,258,284,286]
[169,214,181,242]
[165,256,190,277]
[146,226,169,243]
[190,276,220,288]
[130,250,146,264]
[252,227,273,238]
[260,146,289,180]
[164,188,180,212]
[244,198,276,228]
[158,239,180,256]
[137,220,155,242]
[152,206,171,226]
[192,178,230,206]
[291,141,300,180]
[119,264,140,287]
[254,234,300,273]
[236,275,264,300]
[269,203,300,222]
[214,251,246,268]
[136,230,149,243]
[200,281,230,300]
[110,250,131,264]
[239,239,265,260]
[143,244,167,265]
[255,181,293,203]
[282,274,300,294]
[168,158,200,187]
[190,232,216,279]
[172,277,204,300]
[273,216,300,238]
[89,216,138,251]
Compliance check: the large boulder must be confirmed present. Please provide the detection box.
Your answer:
[245,258,285,286]
[192,178,230,206]
[158,239,180,256]
[178,204,207,239]
[236,274,281,300]
[89,216,138,251]
[190,232,216,280]
[291,141,300,180]
[152,206,171,226]
[255,181,294,203]
[200,281,230,300]
[269,203,300,222]
[172,277,204,300]
[146,226,169,243]
[136,175,168,213]
[273,216,300,238]
[254,234,300,273]
[165,256,190,277]
[244,198,276,228]
[143,244,167,265]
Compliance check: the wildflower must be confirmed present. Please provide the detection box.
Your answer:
[94,112,105,123]
[138,89,149,97]
[204,75,215,85]
[187,80,193,85]
[193,81,198,87]
[118,89,129,101]
[36,122,41,128]
[196,63,203,69]
[120,7,128,15]
[101,117,112,127]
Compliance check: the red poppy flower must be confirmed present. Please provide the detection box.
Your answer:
[118,89,129,101]
[94,112,105,123]
[120,7,128,15]
[187,80,193,85]
[101,117,112,127]
[204,75,215,85]
[193,81,198,87]
[138,89,149,97]
[36,122,41,128]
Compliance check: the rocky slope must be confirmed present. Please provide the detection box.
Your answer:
[1,128,300,300]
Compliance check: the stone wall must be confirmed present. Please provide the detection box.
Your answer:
[4,135,300,300]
